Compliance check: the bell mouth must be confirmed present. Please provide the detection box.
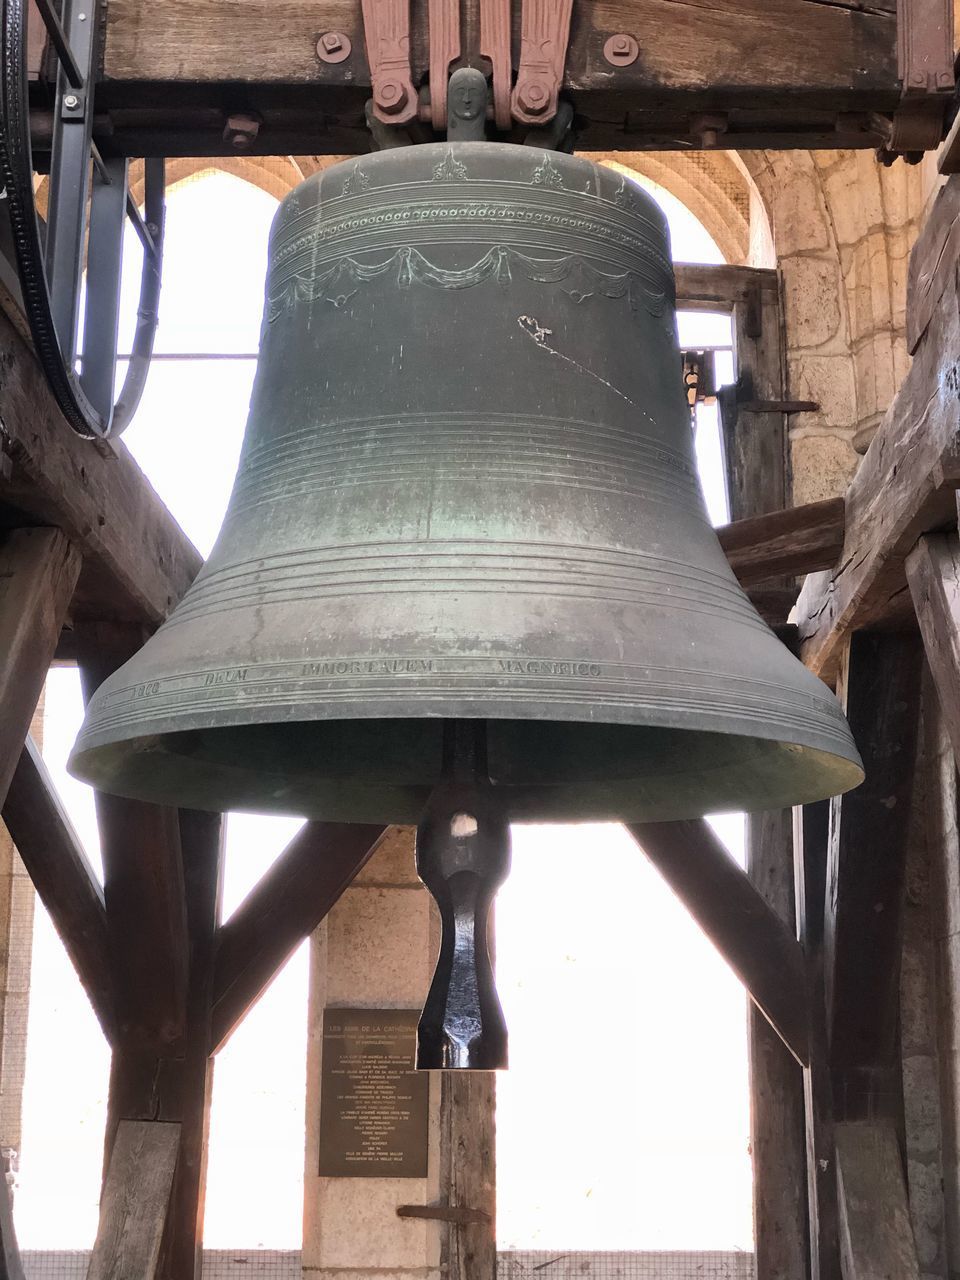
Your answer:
[69,716,863,824]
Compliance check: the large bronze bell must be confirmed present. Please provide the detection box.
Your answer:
[71,143,861,821]
[70,143,862,1068]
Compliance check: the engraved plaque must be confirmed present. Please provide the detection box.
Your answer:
[318,1008,429,1177]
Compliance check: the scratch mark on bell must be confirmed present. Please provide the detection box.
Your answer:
[517,315,645,416]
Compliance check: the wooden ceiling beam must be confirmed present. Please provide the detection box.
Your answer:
[83,0,908,154]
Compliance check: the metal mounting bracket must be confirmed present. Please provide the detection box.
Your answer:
[361,0,419,125]
[511,0,574,125]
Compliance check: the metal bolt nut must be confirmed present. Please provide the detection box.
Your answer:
[317,31,352,63]
[375,80,409,114]
[63,93,80,110]
[517,80,550,115]
[603,33,639,67]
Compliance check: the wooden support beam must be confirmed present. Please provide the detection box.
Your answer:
[906,533,960,770]
[745,809,808,1280]
[94,0,908,155]
[77,623,189,1052]
[104,810,223,1280]
[826,632,923,1120]
[835,1120,921,1280]
[210,820,386,1054]
[89,1119,181,1280]
[440,1073,497,1280]
[795,178,960,681]
[794,801,841,1280]
[675,265,780,313]
[0,304,201,626]
[1,736,114,1040]
[0,528,80,804]
[627,819,810,1067]
[717,498,845,588]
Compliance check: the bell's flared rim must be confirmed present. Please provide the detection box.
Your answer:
[70,695,864,824]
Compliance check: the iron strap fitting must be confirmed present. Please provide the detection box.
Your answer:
[361,0,575,132]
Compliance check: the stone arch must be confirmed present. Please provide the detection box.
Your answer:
[584,149,759,267]
[739,149,934,501]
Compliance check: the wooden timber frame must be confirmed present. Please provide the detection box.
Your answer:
[0,163,958,1280]
[22,0,955,158]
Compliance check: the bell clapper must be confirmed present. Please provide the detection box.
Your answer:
[415,719,511,1070]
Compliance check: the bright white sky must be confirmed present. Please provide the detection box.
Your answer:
[14,167,752,1254]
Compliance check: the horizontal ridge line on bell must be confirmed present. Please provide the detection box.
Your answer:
[85,657,845,715]
[232,433,686,475]
[160,590,767,636]
[236,415,689,467]
[169,546,752,608]
[225,474,705,515]
[80,695,853,752]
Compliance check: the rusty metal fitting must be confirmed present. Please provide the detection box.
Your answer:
[317,31,352,64]
[516,79,550,116]
[603,34,639,67]
[375,80,410,115]
[223,113,261,150]
[690,112,728,148]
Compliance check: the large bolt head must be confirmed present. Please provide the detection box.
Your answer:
[376,80,409,114]
[518,80,550,115]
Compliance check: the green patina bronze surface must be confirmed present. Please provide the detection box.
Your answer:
[70,143,863,821]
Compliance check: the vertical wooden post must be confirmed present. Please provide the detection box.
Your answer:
[823,632,924,1278]
[723,276,808,1280]
[78,623,223,1279]
[0,528,80,803]
[794,801,841,1280]
[102,808,223,1280]
[440,1072,496,1280]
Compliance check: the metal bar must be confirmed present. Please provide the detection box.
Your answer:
[31,0,83,88]
[125,191,157,257]
[80,154,127,421]
[43,0,97,365]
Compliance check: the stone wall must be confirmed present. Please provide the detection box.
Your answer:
[302,827,443,1280]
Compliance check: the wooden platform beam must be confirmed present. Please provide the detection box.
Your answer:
[717,498,844,589]
[210,820,386,1054]
[1,736,114,1040]
[627,819,810,1067]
